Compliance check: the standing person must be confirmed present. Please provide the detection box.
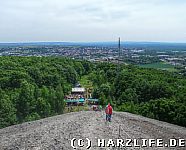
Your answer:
[105,103,113,122]
[105,104,109,121]
[107,103,113,122]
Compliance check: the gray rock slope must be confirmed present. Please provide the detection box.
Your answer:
[0,111,186,150]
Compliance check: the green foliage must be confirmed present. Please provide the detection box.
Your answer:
[17,81,36,122]
[118,88,138,104]
[0,90,17,128]
[0,56,186,128]
[55,84,65,114]
[99,92,107,106]
[138,98,186,126]
[89,62,186,127]
[117,102,137,114]
[0,56,91,128]
[25,112,40,122]
[36,97,51,117]
[99,83,111,97]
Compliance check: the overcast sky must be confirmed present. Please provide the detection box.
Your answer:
[0,0,186,43]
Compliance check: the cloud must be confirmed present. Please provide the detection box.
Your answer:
[0,0,186,42]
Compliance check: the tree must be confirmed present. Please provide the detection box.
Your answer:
[100,83,111,98]
[74,62,85,77]
[99,92,107,106]
[0,91,16,128]
[65,65,78,84]
[119,88,138,104]
[55,84,65,114]
[16,81,36,121]
[25,112,40,122]
[36,97,51,117]
[48,87,57,114]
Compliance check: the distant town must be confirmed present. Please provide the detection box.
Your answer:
[0,42,186,75]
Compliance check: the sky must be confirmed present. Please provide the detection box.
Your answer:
[0,0,186,43]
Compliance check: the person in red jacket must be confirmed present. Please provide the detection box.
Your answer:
[105,103,113,122]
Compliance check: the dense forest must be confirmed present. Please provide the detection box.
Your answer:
[0,56,186,128]
[91,63,186,127]
[0,56,92,128]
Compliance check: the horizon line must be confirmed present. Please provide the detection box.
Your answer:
[0,40,186,44]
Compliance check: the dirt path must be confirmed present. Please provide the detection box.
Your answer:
[0,111,186,150]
